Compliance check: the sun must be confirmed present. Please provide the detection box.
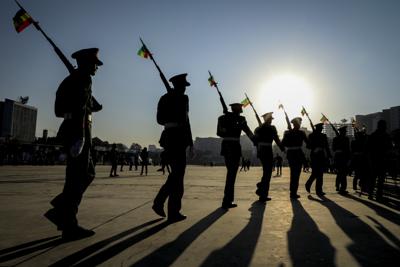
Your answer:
[257,74,314,118]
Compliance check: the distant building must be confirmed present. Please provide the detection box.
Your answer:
[356,106,400,134]
[0,98,37,142]
[148,144,157,152]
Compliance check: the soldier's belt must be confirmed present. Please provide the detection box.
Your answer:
[64,113,73,119]
[286,146,302,151]
[313,147,324,153]
[223,137,240,141]
[164,123,179,129]
[334,150,344,153]
[258,142,272,147]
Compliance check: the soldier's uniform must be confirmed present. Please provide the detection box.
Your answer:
[350,131,369,191]
[305,123,331,195]
[153,73,193,221]
[45,48,102,240]
[281,117,308,199]
[367,120,393,200]
[217,103,254,208]
[254,112,284,201]
[332,126,350,194]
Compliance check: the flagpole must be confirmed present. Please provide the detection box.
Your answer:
[14,0,75,73]
[302,106,315,131]
[245,93,262,126]
[139,38,172,92]
[321,113,339,136]
[208,71,228,114]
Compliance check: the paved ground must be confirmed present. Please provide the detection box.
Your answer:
[0,165,399,267]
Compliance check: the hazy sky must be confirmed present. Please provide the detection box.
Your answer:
[1,0,399,147]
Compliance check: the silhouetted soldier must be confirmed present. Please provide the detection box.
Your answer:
[332,126,350,195]
[109,143,119,177]
[367,120,393,201]
[217,103,254,209]
[254,112,285,201]
[305,123,331,196]
[44,48,103,240]
[282,117,309,199]
[134,153,139,171]
[350,130,369,192]
[275,154,283,176]
[157,150,171,175]
[152,73,193,222]
[240,157,247,172]
[140,147,149,176]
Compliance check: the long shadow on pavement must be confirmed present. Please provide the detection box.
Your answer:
[344,194,400,225]
[366,215,400,249]
[288,199,336,267]
[309,195,400,266]
[130,208,227,267]
[50,218,163,266]
[198,201,265,267]
[0,236,61,263]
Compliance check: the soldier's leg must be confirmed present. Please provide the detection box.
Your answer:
[289,161,302,197]
[167,149,186,216]
[315,166,324,194]
[223,155,240,205]
[376,167,386,199]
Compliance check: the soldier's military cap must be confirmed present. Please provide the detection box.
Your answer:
[261,112,274,120]
[71,48,103,65]
[229,103,243,108]
[291,117,302,124]
[169,73,190,86]
[338,125,347,132]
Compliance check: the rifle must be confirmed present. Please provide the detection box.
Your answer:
[321,113,339,136]
[245,93,262,126]
[140,38,172,93]
[279,104,292,130]
[208,71,228,114]
[15,0,75,74]
[302,106,315,131]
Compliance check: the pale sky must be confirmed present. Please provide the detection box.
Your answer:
[1,0,399,147]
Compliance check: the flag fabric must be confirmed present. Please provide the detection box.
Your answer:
[301,107,307,116]
[208,75,217,87]
[13,9,33,33]
[137,45,150,59]
[320,115,328,123]
[241,97,250,108]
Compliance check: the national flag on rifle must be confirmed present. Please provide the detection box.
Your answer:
[208,74,217,87]
[241,97,250,108]
[13,9,33,33]
[301,107,307,116]
[320,114,328,123]
[137,45,150,59]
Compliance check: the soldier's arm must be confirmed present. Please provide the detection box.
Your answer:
[241,118,255,143]
[272,126,285,151]
[324,135,332,157]
[91,96,102,112]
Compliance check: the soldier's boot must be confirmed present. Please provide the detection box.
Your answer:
[44,208,64,230]
[62,225,95,241]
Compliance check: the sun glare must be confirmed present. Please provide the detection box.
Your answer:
[257,74,314,118]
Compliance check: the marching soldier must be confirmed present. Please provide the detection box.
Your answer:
[282,117,309,199]
[305,123,331,196]
[152,73,193,222]
[367,120,393,201]
[44,48,103,240]
[217,103,254,209]
[332,126,351,195]
[254,112,285,201]
[350,130,369,192]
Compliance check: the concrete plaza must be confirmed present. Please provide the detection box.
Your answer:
[0,165,399,266]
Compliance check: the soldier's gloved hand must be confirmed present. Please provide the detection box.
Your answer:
[70,138,85,158]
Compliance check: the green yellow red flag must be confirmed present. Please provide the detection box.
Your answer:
[137,45,150,59]
[241,97,250,108]
[13,9,33,33]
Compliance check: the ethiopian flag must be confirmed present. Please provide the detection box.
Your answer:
[208,75,217,87]
[137,45,150,59]
[320,115,328,123]
[13,9,33,33]
[301,107,307,116]
[241,97,250,108]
